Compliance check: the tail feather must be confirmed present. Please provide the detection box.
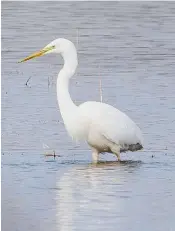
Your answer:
[120,143,143,152]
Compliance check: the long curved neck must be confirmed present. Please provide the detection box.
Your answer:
[57,45,78,124]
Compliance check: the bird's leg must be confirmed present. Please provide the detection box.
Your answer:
[111,145,121,162]
[91,148,99,164]
[115,152,121,162]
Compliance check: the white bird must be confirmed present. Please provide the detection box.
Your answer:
[19,38,143,163]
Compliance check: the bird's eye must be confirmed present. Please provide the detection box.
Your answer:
[52,45,56,49]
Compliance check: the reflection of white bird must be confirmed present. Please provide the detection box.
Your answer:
[19,38,143,163]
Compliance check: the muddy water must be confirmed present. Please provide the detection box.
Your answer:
[2,2,175,231]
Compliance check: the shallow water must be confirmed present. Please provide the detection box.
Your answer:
[2,2,175,231]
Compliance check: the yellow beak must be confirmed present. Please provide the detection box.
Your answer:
[18,45,55,63]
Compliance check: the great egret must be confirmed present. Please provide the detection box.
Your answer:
[19,38,143,163]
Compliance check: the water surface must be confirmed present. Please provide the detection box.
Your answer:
[2,2,175,231]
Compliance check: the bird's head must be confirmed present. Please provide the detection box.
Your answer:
[19,38,75,63]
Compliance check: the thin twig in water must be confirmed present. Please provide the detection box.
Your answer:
[76,28,79,51]
[99,78,103,103]
[48,77,50,89]
[99,66,103,102]
[43,143,60,159]
[25,76,32,86]
[45,152,61,159]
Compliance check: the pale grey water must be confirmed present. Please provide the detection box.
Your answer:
[2,2,175,231]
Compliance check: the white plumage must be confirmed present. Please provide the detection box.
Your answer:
[19,38,143,163]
